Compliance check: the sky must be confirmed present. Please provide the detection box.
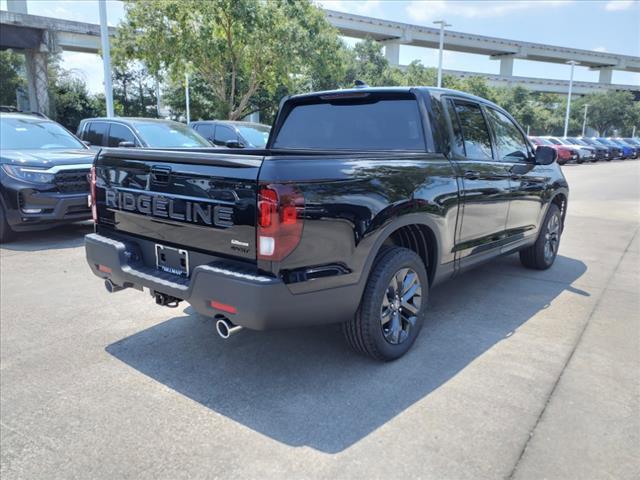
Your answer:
[1,0,638,93]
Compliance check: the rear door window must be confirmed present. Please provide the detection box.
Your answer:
[451,101,493,160]
[84,122,108,146]
[214,125,237,145]
[107,123,137,147]
[485,108,529,162]
[195,123,215,141]
[272,96,425,151]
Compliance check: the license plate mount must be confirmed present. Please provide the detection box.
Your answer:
[155,244,189,277]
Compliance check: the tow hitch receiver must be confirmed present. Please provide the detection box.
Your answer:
[153,291,182,308]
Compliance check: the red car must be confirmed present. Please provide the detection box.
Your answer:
[529,136,576,165]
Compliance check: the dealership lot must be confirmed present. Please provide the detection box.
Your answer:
[1,161,638,479]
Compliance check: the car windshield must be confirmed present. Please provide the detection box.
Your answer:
[134,121,211,147]
[237,125,270,148]
[623,138,639,145]
[546,137,563,145]
[533,137,553,145]
[0,116,85,150]
[596,138,615,146]
[568,137,587,146]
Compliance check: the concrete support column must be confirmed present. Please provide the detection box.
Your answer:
[598,68,613,84]
[24,49,50,114]
[500,56,514,77]
[383,41,401,66]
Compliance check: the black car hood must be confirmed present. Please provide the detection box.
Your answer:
[0,149,96,168]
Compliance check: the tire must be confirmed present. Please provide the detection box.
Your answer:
[0,205,13,244]
[519,203,562,270]
[342,246,429,361]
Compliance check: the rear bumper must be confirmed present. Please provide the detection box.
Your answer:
[85,233,360,330]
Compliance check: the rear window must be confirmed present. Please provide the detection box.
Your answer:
[272,96,425,151]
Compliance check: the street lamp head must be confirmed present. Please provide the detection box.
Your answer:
[566,60,580,66]
[433,20,452,27]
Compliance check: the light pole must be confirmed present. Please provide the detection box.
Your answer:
[185,72,190,124]
[433,20,451,88]
[563,60,579,137]
[581,103,589,136]
[98,0,114,117]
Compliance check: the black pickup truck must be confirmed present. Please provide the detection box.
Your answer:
[85,86,568,361]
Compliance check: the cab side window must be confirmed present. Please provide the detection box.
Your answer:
[195,123,215,141]
[84,122,108,146]
[107,123,137,147]
[452,101,493,160]
[214,125,237,146]
[485,108,529,162]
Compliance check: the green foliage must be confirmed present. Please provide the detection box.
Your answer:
[114,0,346,120]
[571,91,639,136]
[112,62,158,117]
[343,37,403,86]
[49,72,105,131]
[0,50,26,107]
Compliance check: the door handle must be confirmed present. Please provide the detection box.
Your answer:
[463,170,480,180]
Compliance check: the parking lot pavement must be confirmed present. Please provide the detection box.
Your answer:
[1,161,638,479]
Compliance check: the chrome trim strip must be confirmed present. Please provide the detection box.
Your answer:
[21,164,93,174]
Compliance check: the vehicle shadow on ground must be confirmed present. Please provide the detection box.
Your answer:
[0,222,92,252]
[106,254,587,454]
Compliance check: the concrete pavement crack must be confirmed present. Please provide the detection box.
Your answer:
[506,226,639,480]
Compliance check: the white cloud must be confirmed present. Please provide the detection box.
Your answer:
[604,0,636,11]
[593,46,608,52]
[406,0,572,22]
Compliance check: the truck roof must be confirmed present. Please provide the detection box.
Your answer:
[288,86,503,110]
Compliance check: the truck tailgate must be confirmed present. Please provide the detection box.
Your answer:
[94,149,262,261]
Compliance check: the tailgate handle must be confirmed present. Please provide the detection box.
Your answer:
[151,166,172,185]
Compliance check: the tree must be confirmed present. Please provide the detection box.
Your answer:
[114,0,345,120]
[113,62,157,117]
[50,72,105,131]
[572,91,639,136]
[403,61,437,86]
[0,50,26,107]
[344,37,403,86]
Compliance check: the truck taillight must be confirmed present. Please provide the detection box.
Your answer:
[90,165,97,223]
[257,184,304,261]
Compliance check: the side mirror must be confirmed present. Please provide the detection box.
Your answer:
[534,146,557,165]
[225,140,245,149]
[118,141,136,148]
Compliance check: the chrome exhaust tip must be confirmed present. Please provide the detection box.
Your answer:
[216,318,243,339]
[104,279,124,293]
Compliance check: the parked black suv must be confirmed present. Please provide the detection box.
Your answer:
[77,117,211,148]
[0,113,94,241]
[86,87,567,361]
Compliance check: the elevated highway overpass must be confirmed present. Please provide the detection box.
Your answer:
[1,6,638,113]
